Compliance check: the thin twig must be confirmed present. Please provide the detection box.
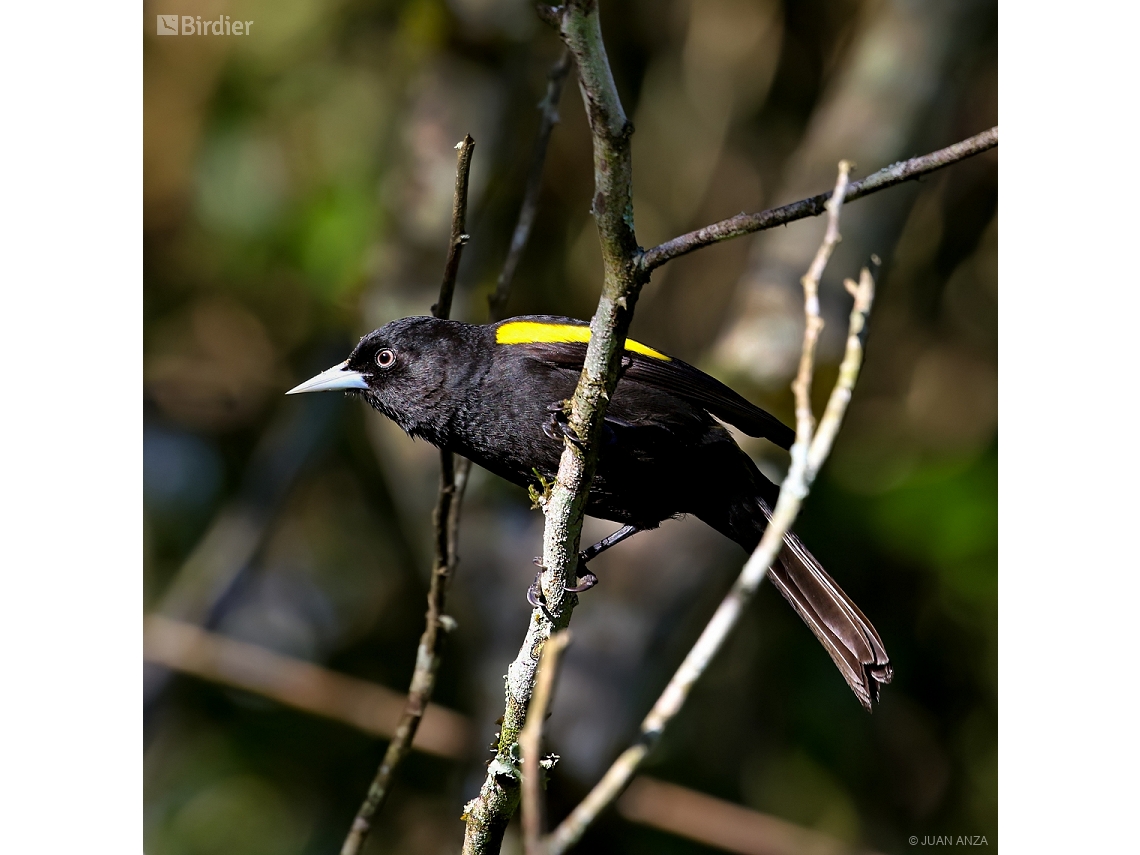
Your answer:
[520,631,572,855]
[791,161,851,452]
[544,163,871,854]
[638,126,997,273]
[488,49,573,322]
[810,266,877,477]
[433,135,476,320]
[340,135,475,855]
[461,1,648,850]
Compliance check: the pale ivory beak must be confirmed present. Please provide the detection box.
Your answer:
[286,362,369,395]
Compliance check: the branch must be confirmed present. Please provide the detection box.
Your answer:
[488,49,573,322]
[520,631,572,855]
[617,776,880,855]
[433,135,476,320]
[146,615,874,854]
[638,126,997,273]
[791,161,851,447]
[545,163,874,854]
[143,615,474,759]
[340,135,475,855]
[461,1,649,849]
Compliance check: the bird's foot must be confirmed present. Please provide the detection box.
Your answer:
[542,401,583,449]
[528,554,599,603]
[567,550,600,593]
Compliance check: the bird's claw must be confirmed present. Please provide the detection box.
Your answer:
[528,553,598,611]
[526,572,544,608]
[527,572,555,621]
[542,402,583,449]
[565,571,598,593]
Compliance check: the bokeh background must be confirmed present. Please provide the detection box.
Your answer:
[143,0,997,853]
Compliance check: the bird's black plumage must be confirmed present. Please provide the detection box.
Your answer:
[294,314,891,708]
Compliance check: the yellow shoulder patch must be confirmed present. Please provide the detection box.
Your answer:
[495,321,671,361]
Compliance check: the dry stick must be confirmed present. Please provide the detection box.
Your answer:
[488,49,572,322]
[340,135,475,855]
[791,161,851,446]
[545,163,874,855]
[461,2,648,851]
[638,125,998,273]
[434,136,477,321]
[520,631,572,855]
[617,776,878,855]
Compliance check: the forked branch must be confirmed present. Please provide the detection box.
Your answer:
[544,163,876,854]
[460,1,648,849]
[460,6,997,853]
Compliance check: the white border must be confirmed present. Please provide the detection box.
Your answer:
[0,2,140,851]
[1000,1,1140,850]
[0,1,1134,851]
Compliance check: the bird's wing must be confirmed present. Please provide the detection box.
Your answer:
[497,318,793,450]
[620,354,794,449]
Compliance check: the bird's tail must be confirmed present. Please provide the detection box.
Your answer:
[712,491,892,710]
[767,519,892,710]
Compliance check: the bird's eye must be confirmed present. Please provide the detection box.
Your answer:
[375,349,396,369]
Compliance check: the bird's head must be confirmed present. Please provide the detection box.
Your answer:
[287,316,469,437]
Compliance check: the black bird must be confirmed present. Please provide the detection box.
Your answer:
[288,315,891,708]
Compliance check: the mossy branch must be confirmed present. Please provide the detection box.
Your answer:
[460,1,649,850]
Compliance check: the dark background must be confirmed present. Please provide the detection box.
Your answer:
[143,0,997,852]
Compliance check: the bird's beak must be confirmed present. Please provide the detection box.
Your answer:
[286,362,369,395]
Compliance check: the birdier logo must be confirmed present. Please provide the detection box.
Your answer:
[156,15,254,36]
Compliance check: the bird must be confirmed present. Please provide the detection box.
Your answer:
[287,314,891,709]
